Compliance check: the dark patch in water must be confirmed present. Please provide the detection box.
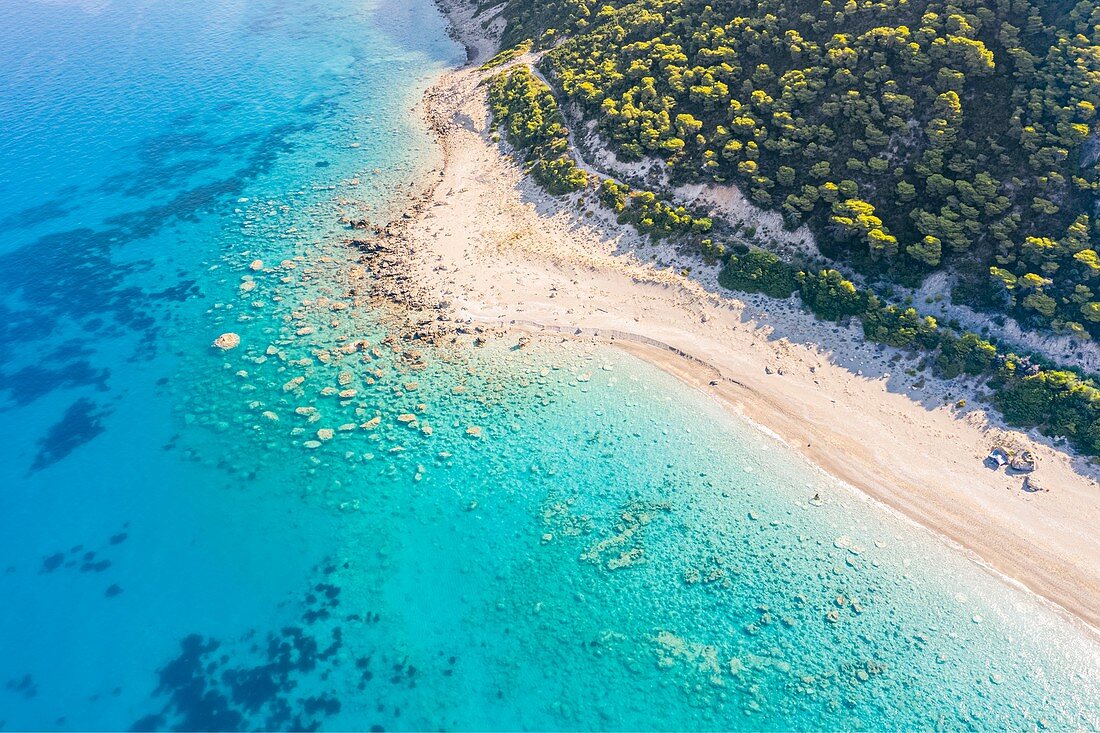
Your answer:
[105,583,124,597]
[41,553,64,573]
[133,622,346,732]
[5,674,37,700]
[101,156,221,200]
[0,358,110,409]
[38,523,130,577]
[81,557,112,573]
[128,559,448,732]
[31,398,112,472]
[132,568,344,730]
[30,396,111,471]
[0,199,73,231]
[0,116,318,425]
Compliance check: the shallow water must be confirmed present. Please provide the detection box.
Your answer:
[0,0,1098,730]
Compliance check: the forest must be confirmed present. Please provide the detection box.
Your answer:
[489,0,1100,338]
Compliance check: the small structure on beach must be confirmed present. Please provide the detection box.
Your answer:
[987,447,1009,467]
[1010,450,1037,473]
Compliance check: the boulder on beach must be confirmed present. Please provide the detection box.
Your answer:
[213,332,241,350]
[1010,450,1037,472]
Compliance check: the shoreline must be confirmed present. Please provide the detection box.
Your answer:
[379,0,1100,633]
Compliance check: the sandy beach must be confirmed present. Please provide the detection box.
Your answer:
[379,0,1100,631]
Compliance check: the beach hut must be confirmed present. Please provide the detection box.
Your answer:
[987,447,1008,467]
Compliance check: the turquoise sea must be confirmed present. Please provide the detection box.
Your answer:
[0,0,1098,730]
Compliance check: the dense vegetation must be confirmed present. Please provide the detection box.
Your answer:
[488,67,715,231]
[479,39,533,70]
[486,62,1100,456]
[491,0,1100,339]
[487,67,590,194]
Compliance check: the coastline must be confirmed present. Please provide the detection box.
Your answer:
[384,0,1100,632]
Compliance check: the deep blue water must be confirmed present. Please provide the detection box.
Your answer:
[0,0,461,728]
[0,0,1098,731]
